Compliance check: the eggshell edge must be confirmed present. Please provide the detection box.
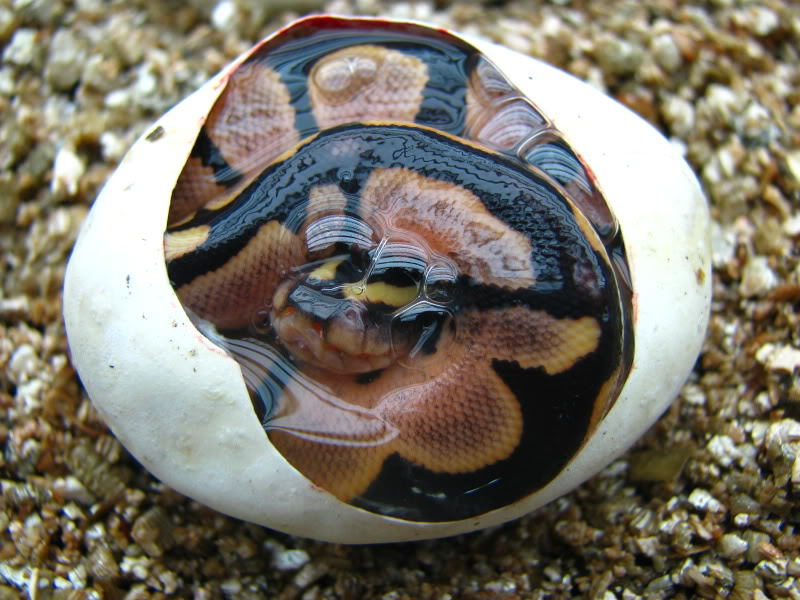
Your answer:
[63,20,711,544]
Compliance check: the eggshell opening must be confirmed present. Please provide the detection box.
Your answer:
[64,19,710,543]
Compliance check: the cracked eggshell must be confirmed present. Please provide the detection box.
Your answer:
[63,17,711,544]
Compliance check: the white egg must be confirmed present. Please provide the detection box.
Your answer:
[63,16,711,543]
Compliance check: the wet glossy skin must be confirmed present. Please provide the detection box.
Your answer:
[62,12,711,542]
[164,21,633,522]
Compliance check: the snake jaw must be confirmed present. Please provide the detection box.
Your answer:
[271,301,397,374]
[270,271,405,374]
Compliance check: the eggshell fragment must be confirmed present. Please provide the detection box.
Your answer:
[63,17,710,543]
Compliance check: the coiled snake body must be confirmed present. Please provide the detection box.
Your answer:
[164,19,633,522]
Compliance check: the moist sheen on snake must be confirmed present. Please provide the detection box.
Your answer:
[163,19,634,522]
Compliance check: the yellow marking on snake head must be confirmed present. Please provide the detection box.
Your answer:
[308,258,345,282]
[344,280,418,307]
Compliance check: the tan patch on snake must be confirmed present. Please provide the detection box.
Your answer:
[302,183,379,258]
[309,45,428,128]
[480,311,601,375]
[176,221,305,330]
[359,168,536,289]
[170,62,299,226]
[307,183,349,215]
[164,226,210,261]
[271,431,392,501]
[584,364,623,443]
[465,58,548,150]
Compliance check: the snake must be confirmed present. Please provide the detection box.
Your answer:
[163,19,634,522]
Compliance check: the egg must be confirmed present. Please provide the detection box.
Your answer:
[63,15,711,543]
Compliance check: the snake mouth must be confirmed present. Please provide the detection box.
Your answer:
[270,293,400,375]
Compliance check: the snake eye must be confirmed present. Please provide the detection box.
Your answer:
[423,263,458,305]
[64,15,711,543]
